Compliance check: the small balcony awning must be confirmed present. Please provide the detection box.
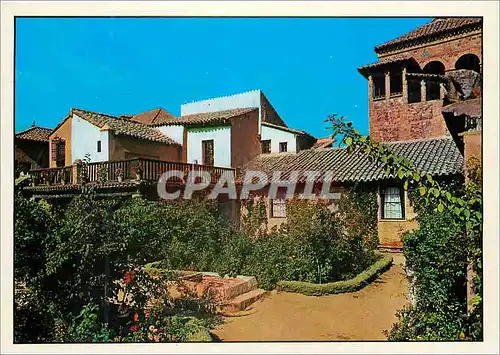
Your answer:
[358,57,419,78]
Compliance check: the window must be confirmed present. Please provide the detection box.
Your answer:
[372,73,386,100]
[202,139,214,166]
[455,54,480,73]
[271,190,287,218]
[52,139,66,167]
[279,142,288,153]
[390,70,403,96]
[423,61,445,101]
[97,140,102,153]
[261,140,271,154]
[407,78,422,103]
[381,186,405,220]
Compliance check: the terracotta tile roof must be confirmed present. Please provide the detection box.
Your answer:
[358,57,418,74]
[128,108,179,126]
[261,121,310,136]
[312,137,334,149]
[442,98,482,119]
[168,107,258,126]
[15,126,52,142]
[72,108,179,145]
[244,137,463,183]
[375,17,482,54]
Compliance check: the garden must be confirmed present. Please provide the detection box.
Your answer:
[14,177,382,343]
[14,114,483,342]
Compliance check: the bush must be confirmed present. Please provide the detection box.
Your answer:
[276,254,392,296]
[387,198,479,341]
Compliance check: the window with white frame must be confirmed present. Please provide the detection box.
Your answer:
[271,190,287,218]
[381,186,405,220]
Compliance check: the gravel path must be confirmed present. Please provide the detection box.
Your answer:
[211,264,409,341]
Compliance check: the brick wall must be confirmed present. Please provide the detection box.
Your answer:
[369,96,449,142]
[379,32,482,71]
[368,31,482,142]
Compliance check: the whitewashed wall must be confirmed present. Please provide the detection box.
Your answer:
[186,126,231,167]
[181,90,261,115]
[261,125,297,153]
[157,125,184,145]
[71,114,109,163]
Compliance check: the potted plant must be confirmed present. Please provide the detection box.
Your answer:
[115,167,124,182]
[132,162,143,180]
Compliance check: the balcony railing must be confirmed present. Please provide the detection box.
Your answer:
[28,158,235,187]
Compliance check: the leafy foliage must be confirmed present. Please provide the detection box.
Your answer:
[326,114,483,341]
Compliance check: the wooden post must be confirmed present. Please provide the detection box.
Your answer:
[385,71,391,100]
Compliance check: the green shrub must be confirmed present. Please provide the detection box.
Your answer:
[276,254,392,296]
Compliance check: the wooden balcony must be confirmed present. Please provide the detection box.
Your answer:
[27,158,235,187]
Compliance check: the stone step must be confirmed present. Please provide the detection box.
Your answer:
[217,288,268,313]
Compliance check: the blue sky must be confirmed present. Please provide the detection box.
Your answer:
[15,17,430,138]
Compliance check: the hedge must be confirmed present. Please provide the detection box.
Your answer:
[276,254,393,296]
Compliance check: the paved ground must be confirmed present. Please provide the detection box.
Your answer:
[211,264,409,341]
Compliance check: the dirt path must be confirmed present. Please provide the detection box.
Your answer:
[212,264,409,341]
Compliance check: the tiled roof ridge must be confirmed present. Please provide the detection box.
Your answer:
[261,121,309,136]
[180,107,258,119]
[71,107,180,145]
[383,136,453,145]
[16,125,53,135]
[183,89,261,106]
[375,17,482,54]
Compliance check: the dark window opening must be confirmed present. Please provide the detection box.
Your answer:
[390,70,403,96]
[381,186,405,220]
[455,53,481,73]
[372,74,386,100]
[97,140,102,153]
[407,78,422,103]
[202,139,214,166]
[261,140,271,154]
[52,139,66,167]
[279,142,288,153]
[423,61,445,101]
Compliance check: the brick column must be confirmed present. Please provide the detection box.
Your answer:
[368,75,373,103]
[420,79,426,102]
[385,71,391,100]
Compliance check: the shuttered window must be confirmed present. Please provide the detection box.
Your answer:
[202,140,214,166]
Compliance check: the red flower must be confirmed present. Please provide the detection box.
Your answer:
[129,325,139,333]
[133,312,139,322]
[144,309,150,319]
[124,271,136,285]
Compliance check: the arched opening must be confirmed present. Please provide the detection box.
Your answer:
[423,61,445,100]
[455,53,481,73]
